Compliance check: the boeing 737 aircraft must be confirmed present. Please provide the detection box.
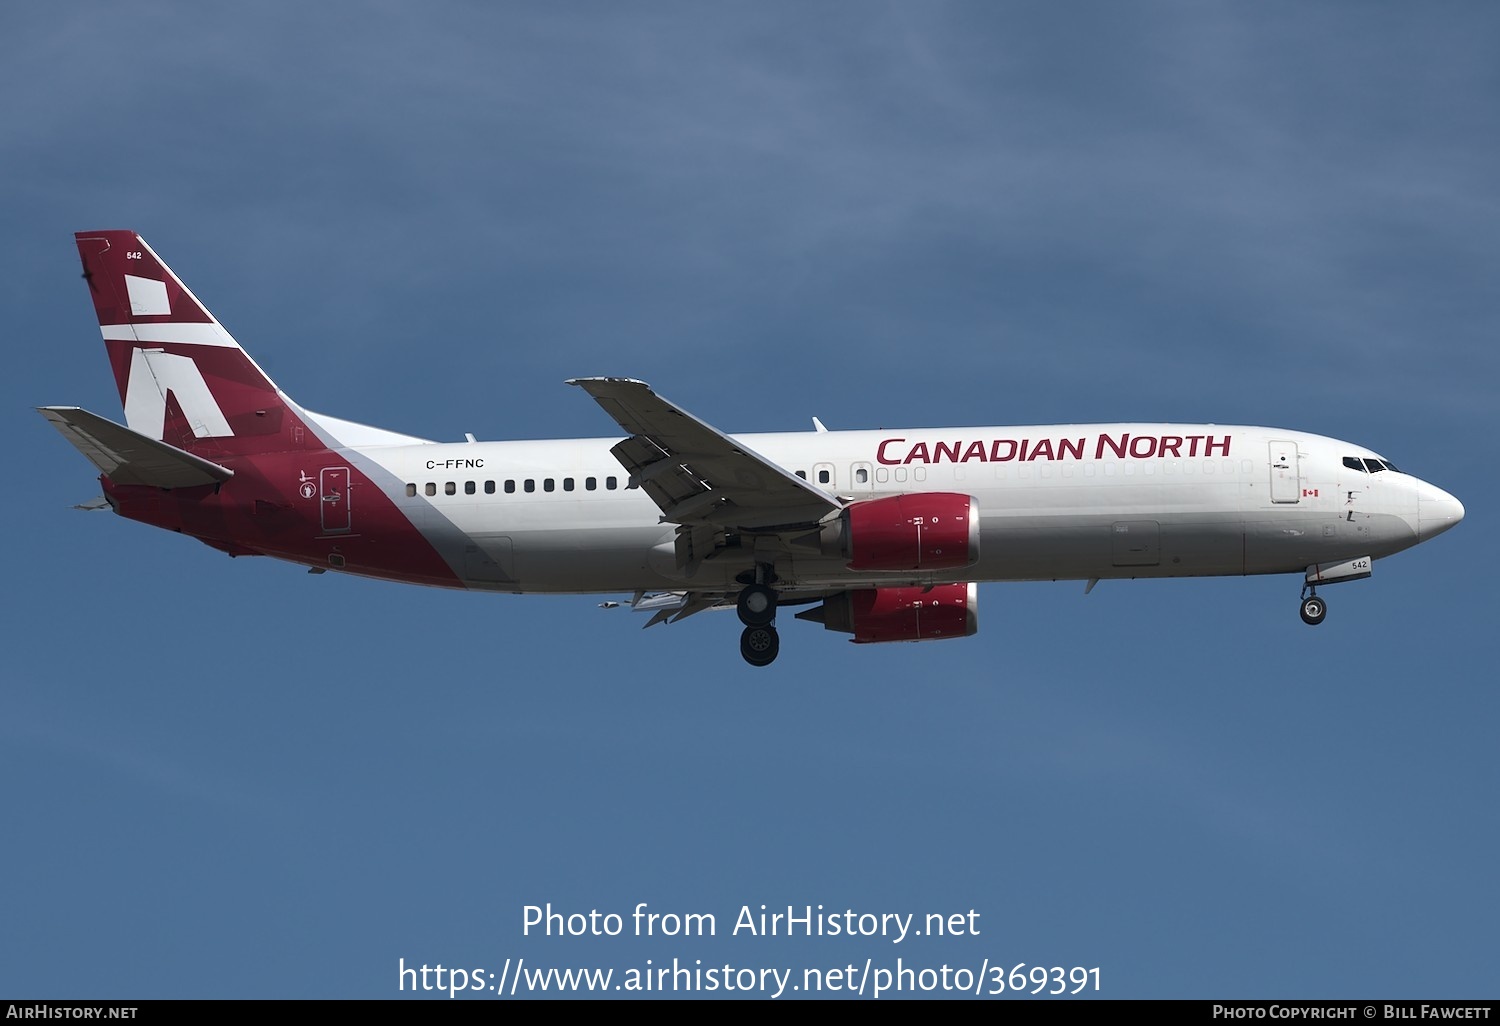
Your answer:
[41,231,1464,665]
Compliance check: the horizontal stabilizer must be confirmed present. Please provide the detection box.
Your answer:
[38,406,234,488]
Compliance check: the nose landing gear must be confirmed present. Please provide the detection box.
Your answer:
[1299,585,1327,626]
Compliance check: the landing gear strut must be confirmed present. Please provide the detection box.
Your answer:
[737,565,780,665]
[1299,585,1327,626]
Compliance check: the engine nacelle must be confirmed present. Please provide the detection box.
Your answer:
[796,583,978,644]
[835,492,980,571]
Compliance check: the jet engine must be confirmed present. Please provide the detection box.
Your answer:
[823,492,980,571]
[795,583,978,643]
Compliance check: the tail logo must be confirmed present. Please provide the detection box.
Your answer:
[124,274,171,316]
[124,348,235,441]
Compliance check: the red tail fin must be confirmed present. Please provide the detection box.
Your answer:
[76,231,306,456]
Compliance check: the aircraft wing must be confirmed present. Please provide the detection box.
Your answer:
[621,588,838,628]
[568,378,840,531]
[38,406,234,488]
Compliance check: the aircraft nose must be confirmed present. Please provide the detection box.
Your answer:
[1417,484,1464,541]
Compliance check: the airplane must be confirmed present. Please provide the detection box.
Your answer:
[40,230,1465,666]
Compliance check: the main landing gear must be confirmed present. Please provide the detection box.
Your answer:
[737,574,780,667]
[1299,584,1328,626]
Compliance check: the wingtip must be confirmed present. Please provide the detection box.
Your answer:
[567,376,654,392]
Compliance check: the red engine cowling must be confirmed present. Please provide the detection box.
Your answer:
[842,492,980,571]
[796,583,978,644]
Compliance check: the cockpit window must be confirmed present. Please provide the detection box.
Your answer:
[1344,455,1403,474]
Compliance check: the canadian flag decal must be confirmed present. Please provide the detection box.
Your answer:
[1303,488,1319,497]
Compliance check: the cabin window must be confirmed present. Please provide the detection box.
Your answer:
[544,478,555,492]
[586,477,597,491]
[563,477,575,492]
[445,482,456,495]
[505,480,516,494]
[405,483,416,497]
[855,468,868,484]
[425,482,437,496]
[484,480,495,494]
[524,479,535,493]
[817,469,830,484]
[607,476,618,490]
[464,481,476,495]
[796,470,807,480]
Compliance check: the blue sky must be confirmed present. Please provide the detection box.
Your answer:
[4,2,1496,1001]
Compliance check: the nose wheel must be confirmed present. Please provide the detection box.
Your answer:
[1299,587,1327,626]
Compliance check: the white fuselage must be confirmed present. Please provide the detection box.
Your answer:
[342,422,1460,596]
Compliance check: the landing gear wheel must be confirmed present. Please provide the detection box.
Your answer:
[736,583,778,627]
[740,625,780,666]
[1300,595,1327,626]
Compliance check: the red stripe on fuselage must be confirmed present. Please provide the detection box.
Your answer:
[103,449,462,588]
